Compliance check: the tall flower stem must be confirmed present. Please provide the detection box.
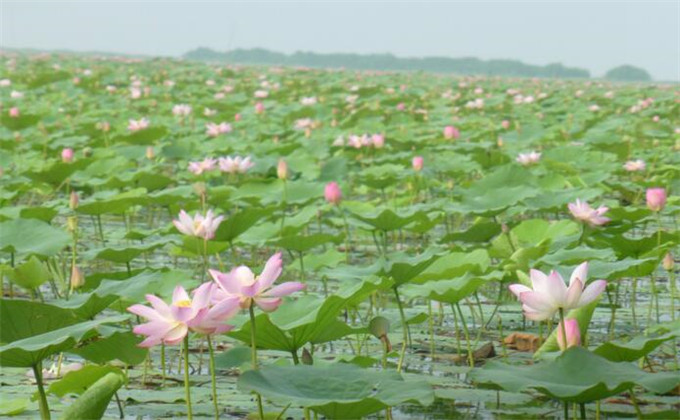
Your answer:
[160,344,166,386]
[207,335,219,420]
[455,303,474,368]
[558,308,567,353]
[33,361,51,420]
[183,335,193,420]
[339,206,351,263]
[249,303,265,420]
[393,287,408,372]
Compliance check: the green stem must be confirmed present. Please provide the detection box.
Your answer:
[393,287,408,372]
[33,362,51,420]
[183,335,193,420]
[207,336,219,420]
[291,350,300,365]
[559,308,567,352]
[428,300,435,363]
[160,344,166,386]
[249,303,265,420]
[455,303,474,367]
[629,388,643,419]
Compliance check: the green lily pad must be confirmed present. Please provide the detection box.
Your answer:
[237,364,434,419]
[0,218,70,258]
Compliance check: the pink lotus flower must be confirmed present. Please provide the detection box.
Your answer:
[623,159,646,172]
[556,319,581,351]
[234,113,242,121]
[128,284,238,347]
[396,102,406,111]
[188,158,217,175]
[294,118,313,130]
[209,253,305,312]
[0,79,11,87]
[372,134,385,148]
[412,156,424,172]
[254,90,269,98]
[206,122,232,137]
[8,107,19,118]
[218,156,254,174]
[172,104,192,117]
[646,188,667,212]
[129,87,142,99]
[173,209,224,240]
[325,182,342,205]
[568,199,610,226]
[255,102,265,114]
[516,151,541,166]
[501,120,510,130]
[61,148,74,163]
[509,262,607,321]
[10,91,23,99]
[128,118,149,131]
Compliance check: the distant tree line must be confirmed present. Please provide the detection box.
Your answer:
[184,47,593,79]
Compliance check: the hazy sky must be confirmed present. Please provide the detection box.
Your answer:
[2,1,678,80]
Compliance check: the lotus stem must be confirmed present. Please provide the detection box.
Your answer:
[559,308,567,353]
[33,362,51,420]
[207,335,219,420]
[339,206,351,263]
[160,343,166,386]
[183,335,193,420]
[249,302,265,420]
[455,303,474,367]
[393,287,409,372]
[427,299,435,363]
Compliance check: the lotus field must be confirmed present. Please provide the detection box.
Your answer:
[1,54,680,420]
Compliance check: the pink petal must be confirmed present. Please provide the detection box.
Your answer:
[545,271,567,306]
[146,295,171,318]
[569,262,588,287]
[564,278,583,309]
[258,252,283,290]
[192,282,213,309]
[138,335,163,348]
[577,280,607,307]
[254,297,282,312]
[128,304,164,322]
[163,324,188,345]
[508,284,532,299]
[133,320,174,337]
[263,282,306,297]
[519,291,556,313]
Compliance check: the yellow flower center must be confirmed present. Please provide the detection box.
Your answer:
[175,299,192,308]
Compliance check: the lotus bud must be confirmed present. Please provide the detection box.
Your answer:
[67,216,78,232]
[412,156,424,172]
[443,125,460,139]
[9,107,20,118]
[255,102,265,114]
[82,147,92,158]
[497,137,504,147]
[369,316,391,352]
[556,319,581,351]
[646,188,667,212]
[146,146,155,160]
[70,264,85,290]
[324,182,342,205]
[277,159,288,180]
[301,348,313,365]
[501,120,511,129]
[234,113,242,121]
[69,191,79,210]
[663,253,674,271]
[61,148,74,163]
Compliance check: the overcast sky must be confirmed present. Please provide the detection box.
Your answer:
[1,1,678,80]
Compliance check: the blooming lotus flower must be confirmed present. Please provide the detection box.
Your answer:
[61,148,74,163]
[623,159,645,172]
[396,102,406,111]
[206,122,232,137]
[443,125,460,139]
[556,318,581,351]
[172,104,192,117]
[209,252,305,312]
[412,156,424,172]
[588,104,600,112]
[0,79,11,87]
[255,102,265,114]
[372,134,385,148]
[130,87,142,99]
[10,91,23,99]
[501,120,511,130]
[568,199,610,226]
[218,156,254,174]
[646,188,666,212]
[516,151,541,166]
[128,284,237,347]
[128,118,149,131]
[173,209,224,240]
[254,90,269,98]
[9,107,19,118]
[188,158,217,175]
[294,118,313,130]
[509,262,607,321]
[325,182,342,205]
